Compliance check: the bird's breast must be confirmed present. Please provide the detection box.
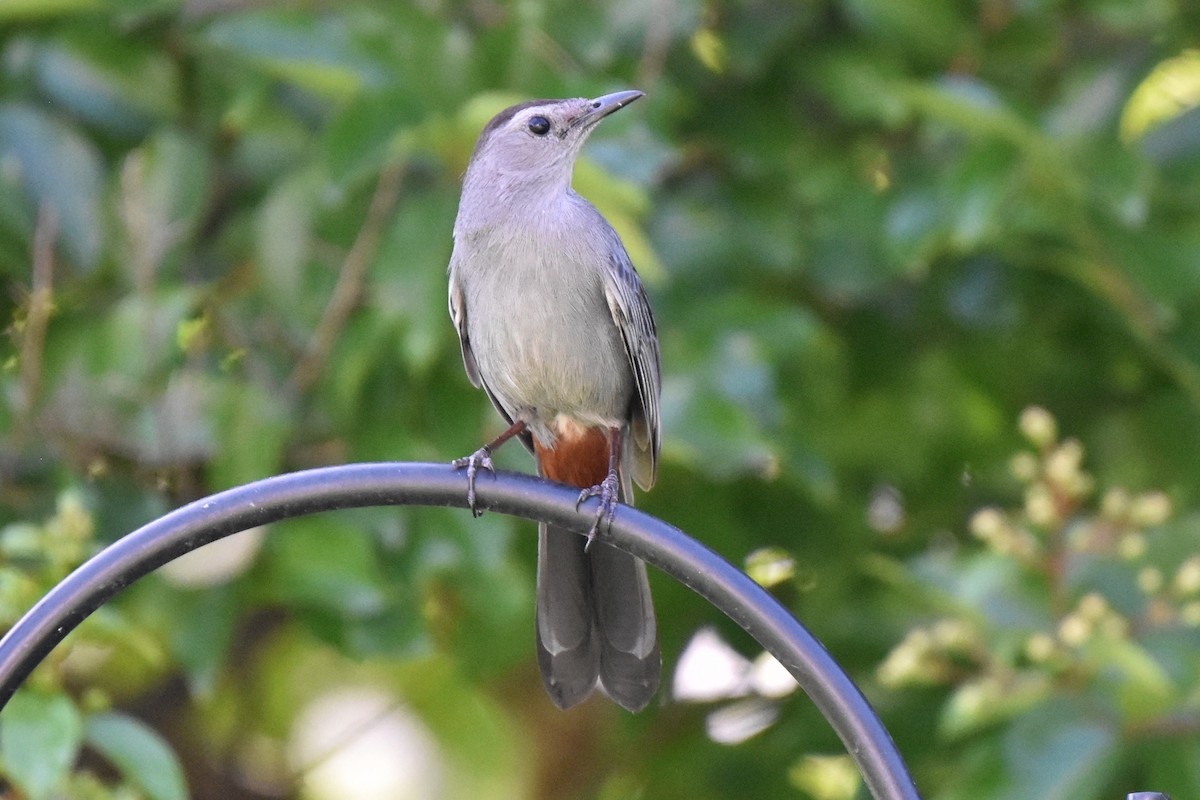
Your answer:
[460,227,632,426]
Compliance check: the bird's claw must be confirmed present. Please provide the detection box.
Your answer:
[452,448,494,517]
[576,471,620,552]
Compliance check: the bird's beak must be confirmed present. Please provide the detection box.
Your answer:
[572,90,645,130]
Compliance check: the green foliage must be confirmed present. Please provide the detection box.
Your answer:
[85,712,188,800]
[0,0,1198,798]
[0,495,186,799]
[878,408,1200,797]
[0,690,84,800]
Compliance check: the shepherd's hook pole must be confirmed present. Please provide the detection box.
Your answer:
[0,462,921,800]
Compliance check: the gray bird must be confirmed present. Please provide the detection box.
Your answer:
[447,90,662,712]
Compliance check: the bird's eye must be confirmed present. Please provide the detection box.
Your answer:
[527,116,551,136]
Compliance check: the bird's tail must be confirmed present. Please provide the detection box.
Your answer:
[534,430,660,712]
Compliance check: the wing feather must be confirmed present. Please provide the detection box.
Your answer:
[448,262,482,388]
[603,248,662,490]
[449,258,535,454]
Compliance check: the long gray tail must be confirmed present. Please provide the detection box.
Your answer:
[535,521,660,712]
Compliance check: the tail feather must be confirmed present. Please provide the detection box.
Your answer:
[533,428,660,711]
[590,540,660,712]
[535,521,599,709]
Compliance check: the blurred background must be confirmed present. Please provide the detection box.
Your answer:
[1,1,1199,798]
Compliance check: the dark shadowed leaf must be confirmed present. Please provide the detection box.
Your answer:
[260,516,387,616]
[201,10,387,98]
[322,87,421,186]
[32,34,180,137]
[210,379,292,489]
[0,103,104,269]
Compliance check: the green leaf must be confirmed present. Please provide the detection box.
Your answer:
[1146,738,1200,799]
[1087,635,1177,722]
[256,168,322,309]
[939,673,1052,739]
[32,35,181,137]
[843,0,967,61]
[0,690,83,800]
[392,655,531,793]
[260,516,386,616]
[938,734,1009,800]
[84,712,187,800]
[661,374,778,481]
[903,75,1063,173]
[1000,698,1118,800]
[369,185,457,374]
[804,51,910,126]
[126,129,212,245]
[1139,104,1200,165]
[210,379,292,489]
[155,583,241,692]
[99,288,198,380]
[322,87,420,187]
[201,11,386,98]
[0,103,105,269]
[0,0,101,19]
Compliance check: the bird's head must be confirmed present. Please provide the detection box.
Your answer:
[464,90,644,197]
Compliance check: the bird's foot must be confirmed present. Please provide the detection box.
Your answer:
[576,470,620,552]
[452,447,494,517]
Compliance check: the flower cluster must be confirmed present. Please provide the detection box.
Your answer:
[877,407,1197,739]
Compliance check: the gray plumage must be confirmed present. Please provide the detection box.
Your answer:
[448,91,662,711]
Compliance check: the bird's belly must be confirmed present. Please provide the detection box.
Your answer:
[468,272,631,426]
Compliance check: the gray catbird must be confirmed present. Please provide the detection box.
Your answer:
[447,90,662,712]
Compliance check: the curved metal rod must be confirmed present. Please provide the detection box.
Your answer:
[0,463,921,800]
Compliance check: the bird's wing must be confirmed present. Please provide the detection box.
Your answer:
[449,256,534,454]
[603,246,662,490]
[448,260,482,388]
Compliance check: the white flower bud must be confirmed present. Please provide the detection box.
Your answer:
[1130,492,1171,528]
[1025,485,1059,527]
[1173,556,1200,596]
[969,508,1006,541]
[1025,633,1056,662]
[1138,566,1164,594]
[1058,614,1090,646]
[1019,406,1057,448]
[1118,532,1147,560]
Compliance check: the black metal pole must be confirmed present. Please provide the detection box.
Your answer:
[0,462,921,800]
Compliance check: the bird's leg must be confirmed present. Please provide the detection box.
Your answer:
[453,420,527,517]
[576,426,623,551]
